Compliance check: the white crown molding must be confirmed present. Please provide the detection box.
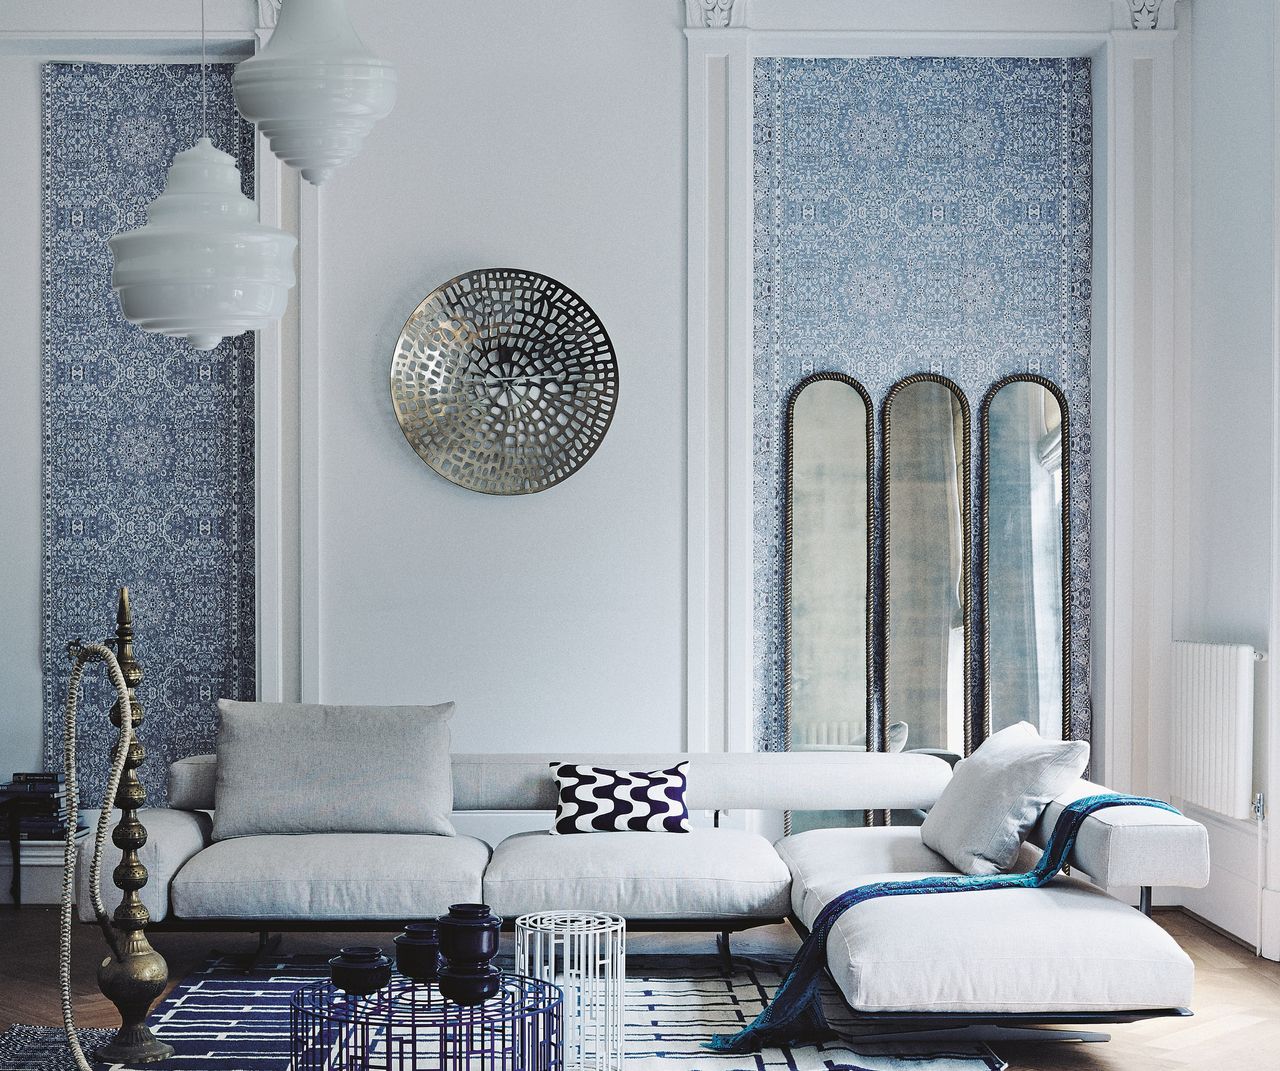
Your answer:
[685,0,747,30]
[257,0,281,31]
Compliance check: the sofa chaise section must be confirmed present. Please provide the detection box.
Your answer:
[777,786,1209,1017]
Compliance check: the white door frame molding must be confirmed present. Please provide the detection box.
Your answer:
[1263,0,1280,961]
[684,0,1182,763]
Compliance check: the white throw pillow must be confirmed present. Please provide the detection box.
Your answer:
[213,700,457,840]
[920,722,1089,875]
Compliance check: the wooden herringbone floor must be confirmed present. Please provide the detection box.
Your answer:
[1,907,1277,1067]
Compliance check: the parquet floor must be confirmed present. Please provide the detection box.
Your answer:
[1,907,1277,1067]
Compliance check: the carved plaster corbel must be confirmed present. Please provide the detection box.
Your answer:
[1125,0,1183,31]
[257,0,281,31]
[685,0,747,30]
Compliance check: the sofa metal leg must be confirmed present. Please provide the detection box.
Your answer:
[716,930,733,973]
[1139,886,1153,916]
[215,930,282,972]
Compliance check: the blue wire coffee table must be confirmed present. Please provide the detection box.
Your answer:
[290,973,563,1071]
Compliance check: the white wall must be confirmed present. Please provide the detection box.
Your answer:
[310,0,689,751]
[1174,0,1277,945]
[0,1,691,773]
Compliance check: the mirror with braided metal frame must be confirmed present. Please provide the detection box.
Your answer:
[884,374,973,757]
[981,375,1071,742]
[783,374,873,832]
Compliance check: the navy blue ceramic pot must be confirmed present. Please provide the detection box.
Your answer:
[438,903,502,1006]
[395,921,442,983]
[437,903,500,964]
[439,963,501,1006]
[329,946,393,996]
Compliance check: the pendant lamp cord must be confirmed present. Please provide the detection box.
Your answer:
[200,0,208,137]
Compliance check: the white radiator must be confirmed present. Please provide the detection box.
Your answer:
[1171,641,1256,820]
[792,719,863,748]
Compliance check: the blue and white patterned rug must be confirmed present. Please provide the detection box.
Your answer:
[0,955,1002,1071]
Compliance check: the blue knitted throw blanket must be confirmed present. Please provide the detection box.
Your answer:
[706,793,1180,1054]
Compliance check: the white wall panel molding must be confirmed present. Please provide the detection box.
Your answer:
[688,3,1181,765]
[728,1,1116,34]
[297,182,323,702]
[1098,27,1180,794]
[686,27,752,754]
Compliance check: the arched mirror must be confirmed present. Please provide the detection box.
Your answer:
[981,375,1070,741]
[884,374,972,756]
[784,375,873,831]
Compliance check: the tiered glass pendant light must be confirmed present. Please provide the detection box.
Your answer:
[233,0,397,186]
[109,2,297,351]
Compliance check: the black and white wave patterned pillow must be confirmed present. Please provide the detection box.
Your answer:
[550,762,691,834]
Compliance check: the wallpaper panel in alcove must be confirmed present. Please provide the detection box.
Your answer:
[753,57,1093,751]
[41,64,257,804]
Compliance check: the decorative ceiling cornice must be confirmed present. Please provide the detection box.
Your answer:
[685,0,746,30]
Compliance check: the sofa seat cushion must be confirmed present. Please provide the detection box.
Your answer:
[779,827,1193,1014]
[777,826,955,923]
[483,829,791,920]
[171,834,490,920]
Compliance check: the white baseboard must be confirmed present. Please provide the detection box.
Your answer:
[1174,800,1269,953]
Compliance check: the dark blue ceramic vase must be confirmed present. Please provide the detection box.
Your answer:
[394,921,442,983]
[329,946,393,996]
[437,903,501,1005]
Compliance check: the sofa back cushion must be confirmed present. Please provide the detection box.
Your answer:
[920,721,1089,875]
[172,749,953,815]
[212,700,456,841]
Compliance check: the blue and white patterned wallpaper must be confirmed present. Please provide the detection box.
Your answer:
[42,64,257,804]
[753,57,1093,751]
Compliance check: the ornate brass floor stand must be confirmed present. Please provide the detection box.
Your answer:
[88,590,174,1063]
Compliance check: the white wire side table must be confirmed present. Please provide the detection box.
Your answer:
[515,911,626,1071]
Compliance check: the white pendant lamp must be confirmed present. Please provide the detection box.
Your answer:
[109,3,297,351]
[233,0,397,186]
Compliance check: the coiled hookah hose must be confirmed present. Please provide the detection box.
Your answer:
[59,643,135,1071]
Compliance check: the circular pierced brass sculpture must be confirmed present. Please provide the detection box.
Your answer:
[391,268,619,495]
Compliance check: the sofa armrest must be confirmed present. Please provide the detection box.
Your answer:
[76,806,213,923]
[169,753,217,811]
[1028,779,1209,890]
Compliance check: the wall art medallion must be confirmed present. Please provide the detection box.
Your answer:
[390,268,619,495]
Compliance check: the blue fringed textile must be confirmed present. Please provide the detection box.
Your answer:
[706,794,1181,1054]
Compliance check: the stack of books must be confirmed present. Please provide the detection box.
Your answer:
[2,772,87,842]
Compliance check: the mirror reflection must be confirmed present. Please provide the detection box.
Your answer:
[983,378,1069,740]
[786,376,871,754]
[885,376,971,755]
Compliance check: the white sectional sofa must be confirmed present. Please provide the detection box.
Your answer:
[81,749,1210,1024]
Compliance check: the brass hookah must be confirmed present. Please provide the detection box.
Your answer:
[60,588,173,1067]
